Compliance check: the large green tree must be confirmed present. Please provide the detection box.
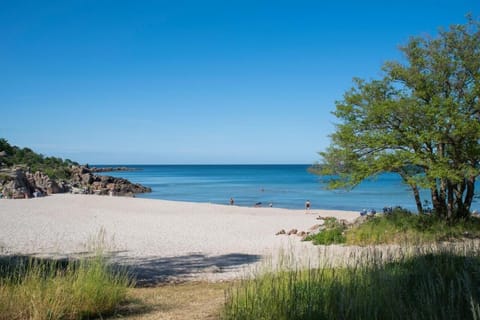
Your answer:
[317,17,480,221]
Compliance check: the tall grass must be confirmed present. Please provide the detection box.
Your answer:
[0,249,132,319]
[346,210,480,245]
[305,210,480,246]
[223,243,480,320]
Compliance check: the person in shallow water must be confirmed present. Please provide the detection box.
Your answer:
[230,197,234,205]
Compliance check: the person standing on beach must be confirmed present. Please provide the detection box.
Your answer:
[305,200,311,212]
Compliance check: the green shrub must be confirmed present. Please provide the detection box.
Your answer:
[304,217,347,245]
[305,227,346,245]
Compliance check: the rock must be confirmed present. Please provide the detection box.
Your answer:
[308,224,321,231]
[2,164,151,199]
[81,173,93,185]
[276,229,286,235]
[287,229,298,235]
[1,168,33,198]
[297,231,306,237]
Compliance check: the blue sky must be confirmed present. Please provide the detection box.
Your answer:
[1,1,479,164]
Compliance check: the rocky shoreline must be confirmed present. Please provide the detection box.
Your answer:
[0,165,151,199]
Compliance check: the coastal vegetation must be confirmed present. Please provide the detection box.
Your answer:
[0,138,77,180]
[304,217,347,245]
[0,253,132,320]
[223,244,480,320]
[315,17,480,221]
[306,209,480,246]
[0,138,151,198]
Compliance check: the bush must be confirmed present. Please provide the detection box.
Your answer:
[304,217,346,245]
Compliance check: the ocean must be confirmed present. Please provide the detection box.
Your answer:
[95,164,480,212]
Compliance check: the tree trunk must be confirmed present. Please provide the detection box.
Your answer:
[447,182,454,221]
[431,186,446,218]
[411,184,423,214]
[454,184,466,219]
[464,176,476,213]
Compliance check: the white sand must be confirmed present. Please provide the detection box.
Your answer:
[0,194,359,284]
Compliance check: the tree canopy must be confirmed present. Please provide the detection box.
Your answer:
[316,17,480,221]
[0,138,78,179]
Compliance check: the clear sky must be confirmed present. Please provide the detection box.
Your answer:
[1,1,479,164]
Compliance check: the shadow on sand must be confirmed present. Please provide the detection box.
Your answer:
[115,253,262,286]
[0,251,262,287]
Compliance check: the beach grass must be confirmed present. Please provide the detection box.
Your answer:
[0,253,132,320]
[223,243,480,320]
[345,210,480,245]
[305,209,480,246]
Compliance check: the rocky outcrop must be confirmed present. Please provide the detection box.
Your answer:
[69,166,151,197]
[27,171,68,195]
[1,168,33,198]
[0,165,151,199]
[0,168,69,198]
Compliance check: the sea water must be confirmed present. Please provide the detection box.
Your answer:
[95,164,480,212]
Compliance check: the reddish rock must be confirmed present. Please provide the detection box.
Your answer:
[287,229,298,235]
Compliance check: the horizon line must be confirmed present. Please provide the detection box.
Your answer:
[90,163,313,166]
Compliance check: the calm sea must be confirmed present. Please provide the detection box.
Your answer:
[95,165,480,212]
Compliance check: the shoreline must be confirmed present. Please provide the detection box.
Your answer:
[0,194,359,283]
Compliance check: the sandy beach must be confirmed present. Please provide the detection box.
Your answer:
[0,194,359,284]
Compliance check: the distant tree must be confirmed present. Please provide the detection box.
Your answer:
[316,17,480,221]
[0,138,79,179]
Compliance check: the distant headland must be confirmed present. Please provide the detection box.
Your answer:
[0,138,151,199]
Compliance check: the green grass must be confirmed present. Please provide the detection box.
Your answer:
[223,244,480,320]
[305,209,480,246]
[304,217,346,245]
[0,254,133,320]
[346,210,480,245]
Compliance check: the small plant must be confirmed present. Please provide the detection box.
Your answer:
[304,217,347,245]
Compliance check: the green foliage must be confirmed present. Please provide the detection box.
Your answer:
[303,209,480,246]
[0,254,132,320]
[317,17,480,221]
[223,246,480,320]
[0,138,78,179]
[346,211,480,245]
[304,217,347,245]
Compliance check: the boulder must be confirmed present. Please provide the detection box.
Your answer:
[1,168,33,198]
[81,173,93,185]
[275,229,286,235]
